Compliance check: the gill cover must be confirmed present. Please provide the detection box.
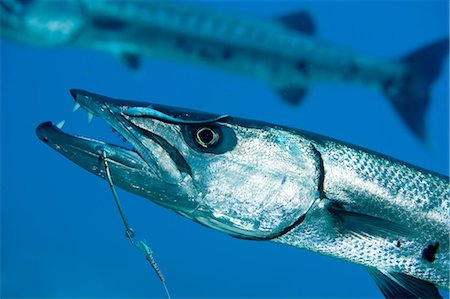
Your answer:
[190,131,324,240]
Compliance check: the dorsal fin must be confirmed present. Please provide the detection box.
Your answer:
[277,11,315,35]
[367,268,442,299]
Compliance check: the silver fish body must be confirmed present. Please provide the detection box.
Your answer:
[3,0,448,139]
[275,139,449,288]
[37,90,449,297]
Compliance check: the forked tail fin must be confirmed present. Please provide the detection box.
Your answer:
[387,37,449,142]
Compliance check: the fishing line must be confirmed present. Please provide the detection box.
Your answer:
[100,149,172,299]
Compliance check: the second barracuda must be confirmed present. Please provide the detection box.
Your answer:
[1,0,448,140]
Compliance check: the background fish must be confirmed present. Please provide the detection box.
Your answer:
[1,0,448,140]
[36,89,450,298]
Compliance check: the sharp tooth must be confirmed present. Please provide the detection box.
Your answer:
[72,102,81,112]
[87,112,94,123]
[56,120,65,129]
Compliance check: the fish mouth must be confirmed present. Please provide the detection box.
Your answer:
[36,89,199,213]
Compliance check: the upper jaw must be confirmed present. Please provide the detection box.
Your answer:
[69,89,145,116]
[69,89,186,184]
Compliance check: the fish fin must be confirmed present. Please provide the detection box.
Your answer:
[121,53,141,70]
[386,37,449,142]
[367,268,442,299]
[277,87,308,105]
[327,202,413,239]
[277,11,315,35]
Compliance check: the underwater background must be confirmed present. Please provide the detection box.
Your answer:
[1,1,449,298]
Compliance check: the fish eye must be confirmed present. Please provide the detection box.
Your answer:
[182,123,236,154]
[194,127,219,148]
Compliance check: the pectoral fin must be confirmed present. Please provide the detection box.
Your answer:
[367,268,442,299]
[121,53,141,70]
[326,202,413,239]
[277,87,308,105]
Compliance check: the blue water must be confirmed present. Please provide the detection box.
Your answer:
[1,1,448,298]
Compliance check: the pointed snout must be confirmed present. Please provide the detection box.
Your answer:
[69,89,110,117]
[36,121,69,146]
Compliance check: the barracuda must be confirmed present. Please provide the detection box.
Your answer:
[37,90,449,298]
[2,0,448,140]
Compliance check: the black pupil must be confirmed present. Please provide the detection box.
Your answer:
[198,128,214,144]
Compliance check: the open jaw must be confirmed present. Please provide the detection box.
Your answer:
[36,89,199,213]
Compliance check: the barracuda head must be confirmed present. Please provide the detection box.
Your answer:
[1,0,83,46]
[36,90,321,240]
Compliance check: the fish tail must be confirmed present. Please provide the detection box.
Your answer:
[386,37,449,142]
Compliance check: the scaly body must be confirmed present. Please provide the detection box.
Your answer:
[276,136,449,288]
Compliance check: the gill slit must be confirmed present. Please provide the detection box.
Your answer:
[100,149,172,299]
